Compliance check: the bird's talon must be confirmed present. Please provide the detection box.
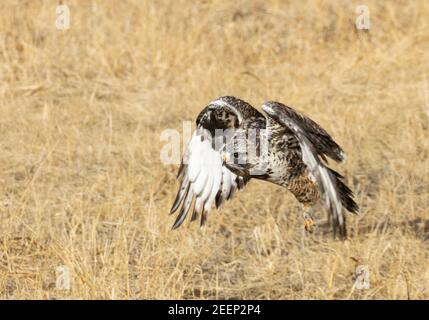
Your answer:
[221,152,229,162]
[304,217,315,233]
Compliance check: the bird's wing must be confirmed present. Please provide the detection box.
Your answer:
[262,102,358,239]
[170,97,252,229]
[264,102,346,163]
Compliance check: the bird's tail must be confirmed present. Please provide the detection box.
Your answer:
[328,168,359,215]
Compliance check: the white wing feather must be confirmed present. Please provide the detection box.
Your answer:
[170,128,248,228]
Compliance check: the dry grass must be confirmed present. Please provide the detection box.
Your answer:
[0,0,428,299]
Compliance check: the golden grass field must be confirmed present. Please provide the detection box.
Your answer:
[0,0,428,299]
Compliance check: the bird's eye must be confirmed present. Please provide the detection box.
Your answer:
[233,152,239,159]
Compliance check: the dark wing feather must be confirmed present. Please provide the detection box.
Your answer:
[264,102,346,163]
[262,101,358,239]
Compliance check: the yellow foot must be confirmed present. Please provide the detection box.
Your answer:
[304,217,315,233]
[221,151,230,162]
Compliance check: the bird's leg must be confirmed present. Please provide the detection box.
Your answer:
[302,205,315,233]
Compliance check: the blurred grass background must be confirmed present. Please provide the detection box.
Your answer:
[0,0,428,299]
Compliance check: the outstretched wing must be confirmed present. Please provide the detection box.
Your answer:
[262,101,358,238]
[264,102,346,163]
[170,97,252,229]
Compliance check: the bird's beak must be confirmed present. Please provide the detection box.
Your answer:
[221,151,230,163]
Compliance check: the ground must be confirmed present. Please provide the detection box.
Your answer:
[0,0,428,299]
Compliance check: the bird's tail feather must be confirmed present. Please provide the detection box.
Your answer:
[327,168,359,215]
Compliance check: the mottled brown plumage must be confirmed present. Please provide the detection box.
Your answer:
[170,96,358,239]
[287,173,320,205]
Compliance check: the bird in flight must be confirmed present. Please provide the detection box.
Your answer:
[170,96,358,239]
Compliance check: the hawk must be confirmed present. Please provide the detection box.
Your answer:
[170,96,358,238]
